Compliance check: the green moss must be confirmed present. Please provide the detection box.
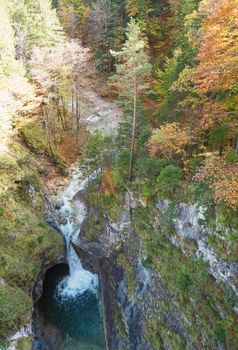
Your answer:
[19,121,67,174]
[132,205,158,238]
[134,203,238,348]
[86,181,123,223]
[19,122,49,156]
[181,238,198,255]
[0,284,31,338]
[114,302,127,338]
[117,253,136,297]
[145,315,189,350]
[0,151,64,338]
[82,180,124,242]
[208,232,238,263]
[16,337,32,350]
[82,211,105,242]
[100,194,123,222]
[144,315,162,349]
[0,339,9,349]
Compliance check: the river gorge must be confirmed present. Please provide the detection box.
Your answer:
[1,2,238,348]
[33,171,105,350]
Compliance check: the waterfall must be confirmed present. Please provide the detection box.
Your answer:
[55,171,98,301]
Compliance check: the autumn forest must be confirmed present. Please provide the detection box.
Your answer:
[1,0,238,349]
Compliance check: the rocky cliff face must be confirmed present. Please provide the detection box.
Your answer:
[74,192,238,350]
[0,149,65,350]
[156,200,238,296]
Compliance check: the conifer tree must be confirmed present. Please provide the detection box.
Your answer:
[9,0,63,61]
[111,19,151,180]
[87,0,124,72]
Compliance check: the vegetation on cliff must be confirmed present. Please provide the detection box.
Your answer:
[1,0,238,349]
[72,0,238,348]
[0,1,66,346]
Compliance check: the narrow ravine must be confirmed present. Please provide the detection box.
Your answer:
[35,171,105,349]
[33,47,121,349]
[55,172,98,299]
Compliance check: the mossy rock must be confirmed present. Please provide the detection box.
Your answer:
[81,210,105,242]
[19,122,48,156]
[0,283,31,338]
[114,302,127,339]
[207,233,238,263]
[16,337,32,350]
[19,121,67,174]
[145,315,189,350]
[0,149,64,338]
[117,252,136,297]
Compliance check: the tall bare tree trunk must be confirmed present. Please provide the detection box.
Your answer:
[71,88,74,117]
[53,98,66,130]
[129,67,137,181]
[235,139,238,153]
[42,105,56,161]
[75,77,81,144]
[60,95,67,128]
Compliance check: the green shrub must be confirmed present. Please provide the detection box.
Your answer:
[224,146,238,164]
[0,207,5,216]
[191,182,210,203]
[141,257,153,268]
[175,272,192,293]
[135,157,169,179]
[116,149,131,181]
[80,130,113,175]
[156,164,183,199]
[217,204,238,228]
[213,324,226,343]
[0,284,31,338]
[100,193,123,222]
[137,129,152,147]
[37,235,44,244]
[20,173,41,192]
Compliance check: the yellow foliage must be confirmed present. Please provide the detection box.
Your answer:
[194,0,238,92]
[147,122,192,163]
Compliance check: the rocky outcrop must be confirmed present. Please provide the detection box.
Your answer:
[73,194,200,349]
[72,192,238,350]
[156,200,238,295]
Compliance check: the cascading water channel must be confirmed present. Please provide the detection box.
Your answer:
[36,171,105,350]
[56,172,98,300]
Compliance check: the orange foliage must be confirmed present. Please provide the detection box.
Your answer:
[147,122,192,162]
[126,1,139,17]
[195,100,237,134]
[195,155,238,209]
[101,168,115,196]
[194,0,238,92]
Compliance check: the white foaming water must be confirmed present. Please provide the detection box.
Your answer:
[55,171,98,301]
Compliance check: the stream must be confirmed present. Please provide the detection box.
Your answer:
[32,50,121,349]
[35,171,106,350]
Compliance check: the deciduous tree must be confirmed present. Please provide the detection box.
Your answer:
[148,122,192,164]
[194,0,238,93]
[194,155,238,209]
